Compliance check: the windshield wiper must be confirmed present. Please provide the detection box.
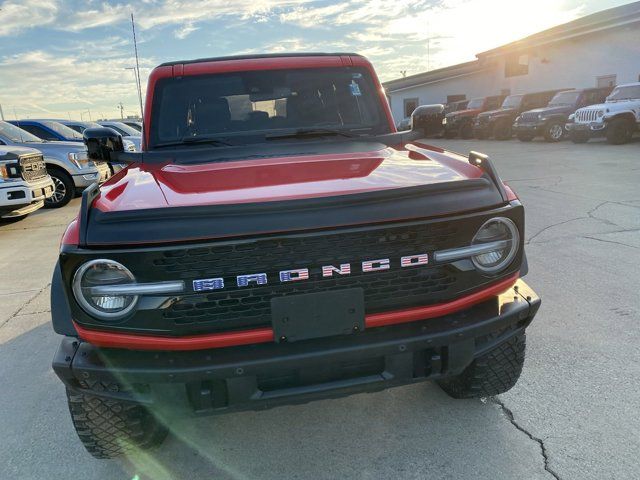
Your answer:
[265,128,359,140]
[154,135,234,149]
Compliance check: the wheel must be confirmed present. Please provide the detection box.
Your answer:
[66,384,168,459]
[544,122,565,142]
[570,131,589,143]
[460,123,474,139]
[45,168,74,208]
[606,118,633,145]
[517,133,534,142]
[438,333,526,399]
[493,121,512,140]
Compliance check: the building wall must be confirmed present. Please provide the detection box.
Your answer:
[488,26,640,94]
[387,72,495,123]
[387,25,640,124]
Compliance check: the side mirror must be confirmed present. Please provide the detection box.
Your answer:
[83,127,124,162]
[411,104,445,136]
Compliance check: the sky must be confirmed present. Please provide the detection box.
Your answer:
[0,0,629,120]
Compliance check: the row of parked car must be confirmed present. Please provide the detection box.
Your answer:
[400,81,640,145]
[0,119,142,222]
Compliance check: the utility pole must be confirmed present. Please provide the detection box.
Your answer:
[117,103,125,119]
[0,104,4,121]
[131,13,144,119]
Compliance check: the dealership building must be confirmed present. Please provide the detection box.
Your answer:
[384,1,640,123]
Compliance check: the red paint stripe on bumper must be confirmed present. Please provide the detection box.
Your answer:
[74,272,519,351]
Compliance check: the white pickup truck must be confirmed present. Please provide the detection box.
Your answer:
[567,82,640,144]
[0,146,54,221]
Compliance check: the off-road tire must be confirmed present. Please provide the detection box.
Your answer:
[437,333,526,399]
[570,131,590,143]
[66,385,168,459]
[45,168,74,208]
[544,122,565,142]
[460,123,474,139]
[606,118,633,145]
[517,133,534,142]
[493,121,512,140]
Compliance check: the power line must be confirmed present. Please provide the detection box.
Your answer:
[131,13,144,119]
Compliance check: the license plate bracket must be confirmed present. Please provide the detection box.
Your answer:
[271,288,365,343]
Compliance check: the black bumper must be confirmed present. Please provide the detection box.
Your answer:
[53,280,540,415]
[513,123,544,136]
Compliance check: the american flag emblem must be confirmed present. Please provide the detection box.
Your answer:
[401,254,429,267]
[279,269,310,282]
[322,264,351,277]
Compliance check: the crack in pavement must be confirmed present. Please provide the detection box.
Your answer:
[582,235,640,250]
[0,283,50,330]
[490,398,561,480]
[526,216,587,244]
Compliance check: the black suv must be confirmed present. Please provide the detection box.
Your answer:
[513,87,612,142]
[474,90,568,140]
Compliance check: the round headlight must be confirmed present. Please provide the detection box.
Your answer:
[72,259,138,320]
[597,110,605,118]
[471,218,519,274]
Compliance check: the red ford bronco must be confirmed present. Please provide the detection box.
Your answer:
[51,53,540,458]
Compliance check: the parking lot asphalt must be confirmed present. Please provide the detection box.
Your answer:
[1,137,638,480]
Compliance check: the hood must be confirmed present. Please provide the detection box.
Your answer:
[94,142,486,213]
[477,107,515,118]
[523,105,571,116]
[446,108,481,119]
[0,146,41,160]
[13,141,87,154]
[577,102,609,111]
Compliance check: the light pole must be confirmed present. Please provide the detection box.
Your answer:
[125,67,143,119]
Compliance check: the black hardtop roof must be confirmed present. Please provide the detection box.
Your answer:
[159,52,362,67]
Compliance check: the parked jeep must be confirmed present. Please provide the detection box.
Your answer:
[411,104,446,137]
[567,82,640,144]
[51,53,539,459]
[0,121,111,208]
[443,95,505,139]
[512,87,612,142]
[474,89,567,140]
[0,146,54,221]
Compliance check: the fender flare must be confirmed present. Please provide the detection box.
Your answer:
[603,111,636,124]
[51,260,78,336]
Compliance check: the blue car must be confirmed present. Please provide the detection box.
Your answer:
[8,119,84,143]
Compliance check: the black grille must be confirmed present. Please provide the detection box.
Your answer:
[20,155,47,181]
[519,112,539,122]
[151,221,467,332]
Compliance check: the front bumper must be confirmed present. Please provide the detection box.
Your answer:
[0,176,54,217]
[71,162,112,189]
[513,122,544,135]
[566,122,606,134]
[53,280,540,415]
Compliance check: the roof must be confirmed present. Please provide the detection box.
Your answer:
[383,60,486,93]
[478,1,640,58]
[159,52,362,67]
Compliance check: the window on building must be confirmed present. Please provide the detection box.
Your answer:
[403,98,419,118]
[597,74,616,88]
[504,54,529,78]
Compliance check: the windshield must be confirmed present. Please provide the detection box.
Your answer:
[103,122,140,136]
[42,121,84,139]
[501,95,523,109]
[549,91,581,106]
[466,98,484,109]
[607,85,640,101]
[0,121,44,143]
[149,67,390,148]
